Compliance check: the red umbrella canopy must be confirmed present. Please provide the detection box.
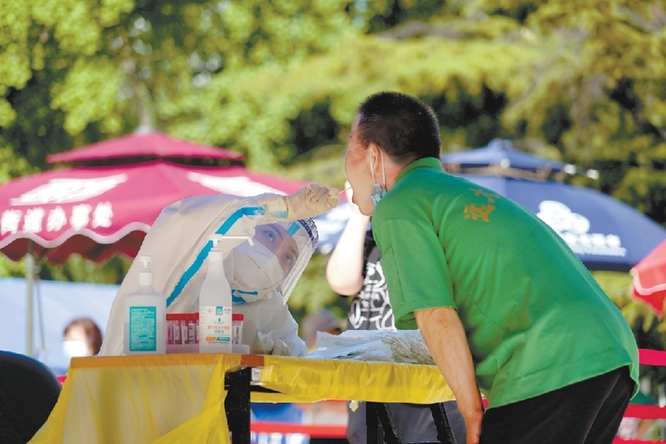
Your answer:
[631,239,666,317]
[46,131,243,164]
[0,161,308,264]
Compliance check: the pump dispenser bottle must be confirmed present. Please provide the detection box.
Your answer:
[124,256,166,355]
[198,235,243,353]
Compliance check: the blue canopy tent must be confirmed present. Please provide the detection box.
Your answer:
[440,139,567,173]
[313,203,351,255]
[439,139,599,180]
[0,277,117,375]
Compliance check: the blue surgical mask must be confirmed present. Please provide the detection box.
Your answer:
[370,183,386,206]
[369,153,387,206]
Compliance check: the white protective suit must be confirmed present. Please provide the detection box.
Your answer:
[99,185,338,357]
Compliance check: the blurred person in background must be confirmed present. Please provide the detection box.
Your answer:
[616,390,657,440]
[301,309,345,350]
[62,317,103,358]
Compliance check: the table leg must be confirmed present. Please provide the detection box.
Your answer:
[367,402,401,444]
[366,402,457,444]
[429,403,457,444]
[367,401,380,444]
[225,367,252,444]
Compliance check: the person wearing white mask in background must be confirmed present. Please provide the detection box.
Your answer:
[99,183,339,357]
[62,317,103,358]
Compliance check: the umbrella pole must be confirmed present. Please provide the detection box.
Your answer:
[26,240,34,357]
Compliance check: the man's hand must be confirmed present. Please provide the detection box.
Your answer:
[415,307,484,444]
[464,407,483,444]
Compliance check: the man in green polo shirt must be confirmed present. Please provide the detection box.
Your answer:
[343,91,638,444]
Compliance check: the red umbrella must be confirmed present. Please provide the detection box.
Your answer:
[47,131,244,164]
[0,161,308,264]
[631,239,666,317]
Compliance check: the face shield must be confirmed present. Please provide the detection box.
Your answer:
[224,218,318,304]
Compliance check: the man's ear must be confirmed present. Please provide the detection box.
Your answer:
[368,143,382,175]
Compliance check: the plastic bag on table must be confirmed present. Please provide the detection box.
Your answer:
[305,329,435,365]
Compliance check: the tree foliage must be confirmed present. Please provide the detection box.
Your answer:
[0,0,358,170]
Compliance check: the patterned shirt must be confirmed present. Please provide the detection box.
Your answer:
[347,232,395,331]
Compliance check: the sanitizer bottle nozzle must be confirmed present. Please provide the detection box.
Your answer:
[208,234,254,262]
[211,234,255,247]
[209,236,224,261]
[138,255,153,288]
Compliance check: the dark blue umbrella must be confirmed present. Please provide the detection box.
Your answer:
[441,139,569,175]
[314,174,666,272]
[456,174,666,272]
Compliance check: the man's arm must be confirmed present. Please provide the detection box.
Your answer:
[415,307,484,444]
[325,187,370,295]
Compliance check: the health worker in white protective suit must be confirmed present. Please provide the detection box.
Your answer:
[99,184,339,357]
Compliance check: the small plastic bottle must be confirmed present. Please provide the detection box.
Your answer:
[198,235,234,353]
[124,256,166,355]
[188,313,197,344]
[232,313,244,345]
[166,314,175,345]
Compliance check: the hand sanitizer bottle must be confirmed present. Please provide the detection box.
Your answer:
[198,235,238,353]
[124,255,167,355]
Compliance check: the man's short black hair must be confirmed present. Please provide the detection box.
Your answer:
[357,91,441,162]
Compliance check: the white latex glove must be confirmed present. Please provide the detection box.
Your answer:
[271,338,291,356]
[255,332,291,356]
[256,331,275,354]
[265,183,339,221]
[286,183,339,220]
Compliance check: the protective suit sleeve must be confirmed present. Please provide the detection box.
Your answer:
[264,184,339,222]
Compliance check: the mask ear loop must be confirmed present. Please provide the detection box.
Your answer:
[380,152,386,189]
[370,147,386,188]
[370,148,387,199]
[369,154,377,185]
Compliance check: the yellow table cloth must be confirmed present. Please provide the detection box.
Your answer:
[30,353,454,444]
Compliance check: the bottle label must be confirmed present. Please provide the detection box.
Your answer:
[200,306,232,344]
[129,306,157,352]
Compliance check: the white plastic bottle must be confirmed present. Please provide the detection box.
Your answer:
[199,235,234,353]
[123,255,167,355]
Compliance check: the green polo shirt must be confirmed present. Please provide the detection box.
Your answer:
[372,157,638,408]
